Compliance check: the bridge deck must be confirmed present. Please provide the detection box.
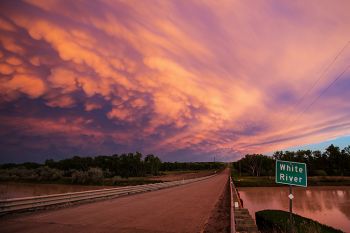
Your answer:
[0,170,229,233]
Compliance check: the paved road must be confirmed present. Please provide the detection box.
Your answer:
[0,169,229,233]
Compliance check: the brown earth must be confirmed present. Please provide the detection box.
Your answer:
[203,178,230,233]
[0,169,229,233]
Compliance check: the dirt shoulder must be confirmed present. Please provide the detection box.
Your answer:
[203,177,230,233]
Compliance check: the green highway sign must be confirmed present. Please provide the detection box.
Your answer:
[275,160,307,187]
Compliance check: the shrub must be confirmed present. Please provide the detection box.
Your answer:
[0,169,11,180]
[0,167,63,181]
[103,169,112,178]
[87,167,104,184]
[255,210,342,233]
[314,170,328,176]
[35,166,63,181]
[71,168,104,184]
[8,167,37,179]
[71,170,89,184]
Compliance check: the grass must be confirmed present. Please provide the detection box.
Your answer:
[232,176,350,187]
[103,177,163,186]
[233,176,281,187]
[255,210,343,233]
[308,176,350,186]
[0,169,217,187]
[0,176,163,186]
[160,170,213,175]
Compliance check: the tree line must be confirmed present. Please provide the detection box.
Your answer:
[45,152,162,178]
[161,162,224,171]
[232,144,350,177]
[0,152,225,184]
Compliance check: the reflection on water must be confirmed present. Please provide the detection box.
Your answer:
[239,186,350,233]
[0,182,105,199]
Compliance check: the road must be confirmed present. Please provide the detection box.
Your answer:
[0,169,229,233]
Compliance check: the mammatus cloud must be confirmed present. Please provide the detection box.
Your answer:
[0,0,350,162]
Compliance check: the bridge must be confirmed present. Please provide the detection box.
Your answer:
[0,169,232,233]
[0,169,260,233]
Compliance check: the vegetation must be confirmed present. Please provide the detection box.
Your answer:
[0,166,64,182]
[0,152,225,185]
[231,176,280,187]
[255,210,343,233]
[161,162,224,171]
[43,152,161,178]
[232,175,350,187]
[232,144,350,177]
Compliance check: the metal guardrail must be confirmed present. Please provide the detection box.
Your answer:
[229,176,236,233]
[0,174,216,215]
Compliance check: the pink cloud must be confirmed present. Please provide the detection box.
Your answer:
[0,0,350,161]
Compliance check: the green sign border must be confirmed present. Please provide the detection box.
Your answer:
[275,160,307,187]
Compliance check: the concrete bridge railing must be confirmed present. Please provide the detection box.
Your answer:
[230,177,259,233]
[229,176,236,233]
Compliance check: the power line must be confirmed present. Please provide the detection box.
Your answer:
[283,41,350,127]
[289,64,350,126]
[251,42,350,147]
[287,41,350,117]
[287,41,350,121]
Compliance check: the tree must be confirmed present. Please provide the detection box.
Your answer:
[324,144,342,175]
[341,146,350,176]
[145,154,161,175]
[245,154,260,176]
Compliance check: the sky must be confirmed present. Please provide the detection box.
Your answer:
[0,0,350,163]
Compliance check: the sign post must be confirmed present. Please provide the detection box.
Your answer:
[289,185,293,232]
[276,160,307,233]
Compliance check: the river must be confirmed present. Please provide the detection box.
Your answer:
[238,186,350,232]
[0,182,105,199]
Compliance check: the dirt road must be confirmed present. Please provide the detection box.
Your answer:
[0,169,229,233]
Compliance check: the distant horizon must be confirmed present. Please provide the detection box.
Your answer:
[2,139,349,164]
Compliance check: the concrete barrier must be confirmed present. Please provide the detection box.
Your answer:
[231,178,259,233]
[229,176,236,233]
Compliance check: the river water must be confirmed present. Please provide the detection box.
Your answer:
[0,182,105,199]
[238,186,350,232]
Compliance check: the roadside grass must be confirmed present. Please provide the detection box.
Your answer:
[255,209,343,233]
[104,177,163,186]
[308,176,350,186]
[232,176,280,187]
[231,175,350,187]
[0,176,163,186]
[0,169,218,187]
[160,169,214,175]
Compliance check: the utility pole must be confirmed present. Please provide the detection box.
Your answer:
[289,185,294,233]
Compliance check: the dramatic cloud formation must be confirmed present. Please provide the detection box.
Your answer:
[0,0,349,162]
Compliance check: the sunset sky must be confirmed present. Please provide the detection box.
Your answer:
[0,0,350,163]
